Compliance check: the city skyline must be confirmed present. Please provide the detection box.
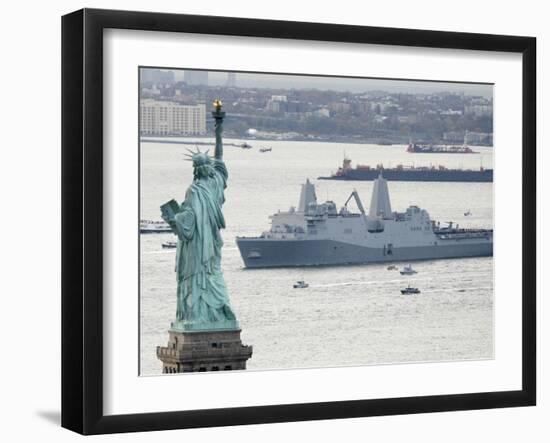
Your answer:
[140,67,493,145]
[166,69,493,98]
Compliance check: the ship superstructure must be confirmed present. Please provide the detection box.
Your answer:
[236,175,492,268]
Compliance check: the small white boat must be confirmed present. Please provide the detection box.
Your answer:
[401,286,420,295]
[162,240,177,249]
[400,264,417,275]
[259,147,272,153]
[293,280,309,289]
[140,219,172,233]
[387,265,398,271]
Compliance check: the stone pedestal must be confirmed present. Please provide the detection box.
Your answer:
[156,329,253,373]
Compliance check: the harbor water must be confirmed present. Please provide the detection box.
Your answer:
[140,139,494,376]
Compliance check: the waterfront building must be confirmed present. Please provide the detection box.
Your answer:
[140,100,206,135]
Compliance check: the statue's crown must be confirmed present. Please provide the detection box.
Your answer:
[184,147,211,166]
[192,152,211,166]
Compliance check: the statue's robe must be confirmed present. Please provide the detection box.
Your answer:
[172,159,236,325]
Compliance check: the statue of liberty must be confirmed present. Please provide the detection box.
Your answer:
[161,100,238,331]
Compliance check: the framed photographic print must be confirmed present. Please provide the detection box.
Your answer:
[61,8,536,435]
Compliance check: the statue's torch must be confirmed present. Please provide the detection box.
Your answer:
[212,99,225,160]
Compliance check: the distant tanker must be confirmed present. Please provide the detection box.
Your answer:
[318,157,493,183]
[407,132,480,154]
[406,142,478,154]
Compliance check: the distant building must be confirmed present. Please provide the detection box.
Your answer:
[465,104,493,117]
[443,131,493,145]
[314,108,330,118]
[466,131,493,145]
[442,131,465,143]
[140,69,175,85]
[184,70,208,86]
[397,116,410,123]
[226,72,237,87]
[265,95,288,113]
[140,86,162,98]
[329,101,351,114]
[285,100,308,113]
[140,100,206,135]
[440,109,463,116]
[370,101,395,114]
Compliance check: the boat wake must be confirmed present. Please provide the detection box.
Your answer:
[142,250,175,255]
[310,279,492,291]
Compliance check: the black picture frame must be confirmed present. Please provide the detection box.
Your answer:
[61,8,536,435]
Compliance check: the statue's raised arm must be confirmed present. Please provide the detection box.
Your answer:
[212,99,224,160]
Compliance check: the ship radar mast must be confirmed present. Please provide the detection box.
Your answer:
[298,179,317,212]
[368,172,392,218]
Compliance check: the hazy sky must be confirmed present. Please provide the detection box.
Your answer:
[171,69,493,98]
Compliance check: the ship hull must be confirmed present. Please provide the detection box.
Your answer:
[236,238,492,268]
[318,169,492,182]
[408,149,477,154]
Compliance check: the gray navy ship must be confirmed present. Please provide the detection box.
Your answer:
[236,175,493,268]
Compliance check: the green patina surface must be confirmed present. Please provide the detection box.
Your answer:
[161,101,239,332]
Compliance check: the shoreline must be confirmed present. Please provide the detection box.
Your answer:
[140,135,493,148]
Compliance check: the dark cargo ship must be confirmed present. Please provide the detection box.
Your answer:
[318,158,493,183]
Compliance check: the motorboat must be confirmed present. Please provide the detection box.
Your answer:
[162,240,177,249]
[400,264,417,275]
[293,280,309,289]
[401,286,420,295]
[140,219,172,233]
[387,265,398,270]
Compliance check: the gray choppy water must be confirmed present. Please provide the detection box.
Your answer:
[140,139,493,375]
